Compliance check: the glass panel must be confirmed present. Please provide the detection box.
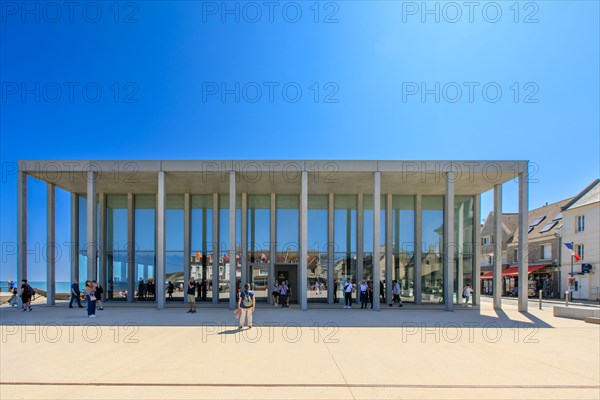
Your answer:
[107,195,128,251]
[363,195,386,287]
[191,195,214,302]
[134,252,155,302]
[422,196,444,304]
[307,195,328,301]
[107,251,128,300]
[166,252,185,301]
[218,195,241,301]
[334,195,357,303]
[248,195,270,301]
[135,195,156,251]
[166,195,184,251]
[276,195,299,255]
[455,196,474,305]
[392,195,415,303]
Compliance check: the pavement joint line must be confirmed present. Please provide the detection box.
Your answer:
[306,310,356,400]
[1,382,599,389]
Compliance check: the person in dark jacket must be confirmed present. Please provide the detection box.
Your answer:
[69,279,83,308]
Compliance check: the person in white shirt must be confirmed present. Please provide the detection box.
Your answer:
[462,283,473,307]
[343,278,354,309]
[359,280,369,309]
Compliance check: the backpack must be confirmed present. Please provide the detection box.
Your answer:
[27,285,34,296]
[242,291,253,307]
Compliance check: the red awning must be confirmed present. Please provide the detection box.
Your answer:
[480,271,493,280]
[502,264,549,277]
[479,265,549,279]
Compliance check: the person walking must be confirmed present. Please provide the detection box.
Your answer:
[69,279,83,308]
[462,283,473,307]
[359,280,368,309]
[137,279,146,301]
[380,280,386,304]
[390,280,403,307]
[93,280,104,310]
[20,279,33,312]
[237,283,255,329]
[167,281,174,299]
[272,279,280,307]
[367,280,374,309]
[187,278,197,313]
[85,281,97,318]
[343,278,353,309]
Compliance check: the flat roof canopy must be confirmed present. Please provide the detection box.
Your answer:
[19,160,528,196]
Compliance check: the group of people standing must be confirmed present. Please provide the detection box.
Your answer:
[69,279,104,317]
[271,279,291,308]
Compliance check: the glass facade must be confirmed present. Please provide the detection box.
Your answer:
[61,173,484,309]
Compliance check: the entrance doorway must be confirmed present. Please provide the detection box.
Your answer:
[275,264,297,304]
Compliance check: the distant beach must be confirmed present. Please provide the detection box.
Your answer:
[0,281,73,294]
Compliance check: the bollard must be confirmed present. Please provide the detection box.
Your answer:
[539,290,543,310]
[565,291,569,307]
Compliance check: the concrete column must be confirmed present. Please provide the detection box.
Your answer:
[269,193,276,305]
[212,193,219,303]
[183,193,191,305]
[127,193,135,303]
[70,193,79,285]
[493,184,503,309]
[327,193,334,304]
[443,172,455,311]
[17,170,27,307]
[414,194,422,305]
[99,193,107,300]
[300,171,308,310]
[47,183,56,305]
[87,170,98,281]
[229,172,236,309]
[372,172,381,311]
[357,193,364,282]
[518,167,529,312]
[473,194,482,305]
[241,192,248,286]
[156,171,166,309]
[457,201,464,303]
[386,193,393,304]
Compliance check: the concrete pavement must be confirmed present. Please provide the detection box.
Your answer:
[1,298,599,399]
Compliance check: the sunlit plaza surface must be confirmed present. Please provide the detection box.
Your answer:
[1,297,598,400]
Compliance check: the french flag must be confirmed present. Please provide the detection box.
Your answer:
[564,242,581,261]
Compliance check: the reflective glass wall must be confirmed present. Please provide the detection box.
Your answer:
[334,195,357,301]
[455,196,474,304]
[191,195,213,302]
[392,196,415,302]
[165,195,184,301]
[247,195,270,301]
[134,195,155,302]
[421,196,444,304]
[363,195,386,287]
[219,195,241,301]
[106,195,128,300]
[307,195,328,302]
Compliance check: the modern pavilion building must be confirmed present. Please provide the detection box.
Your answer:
[17,160,531,311]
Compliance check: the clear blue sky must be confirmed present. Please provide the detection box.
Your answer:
[1,1,599,282]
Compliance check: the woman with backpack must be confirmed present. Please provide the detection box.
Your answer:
[237,283,255,329]
[20,279,33,312]
[279,281,289,308]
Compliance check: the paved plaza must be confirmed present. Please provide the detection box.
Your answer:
[1,298,599,400]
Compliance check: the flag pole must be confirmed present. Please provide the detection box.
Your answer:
[570,241,575,301]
